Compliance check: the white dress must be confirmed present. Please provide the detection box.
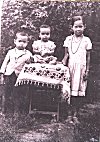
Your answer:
[63,35,92,96]
[32,40,57,63]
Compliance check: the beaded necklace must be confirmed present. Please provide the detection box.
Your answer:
[71,35,83,54]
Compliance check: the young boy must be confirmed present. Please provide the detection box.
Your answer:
[32,24,57,64]
[0,30,32,115]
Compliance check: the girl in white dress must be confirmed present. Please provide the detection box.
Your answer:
[62,16,92,124]
[32,24,57,64]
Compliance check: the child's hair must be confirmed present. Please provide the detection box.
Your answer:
[14,29,29,39]
[71,15,85,26]
[40,24,50,30]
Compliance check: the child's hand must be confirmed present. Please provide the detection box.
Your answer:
[25,58,31,64]
[44,56,50,62]
[25,57,34,64]
[38,59,46,63]
[49,60,56,65]
[49,57,57,65]
[30,56,34,63]
[83,71,89,81]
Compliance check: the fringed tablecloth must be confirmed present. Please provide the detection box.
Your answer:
[15,63,71,103]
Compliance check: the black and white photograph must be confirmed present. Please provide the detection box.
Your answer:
[0,0,100,142]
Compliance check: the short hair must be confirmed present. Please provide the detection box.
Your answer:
[71,16,85,26]
[40,24,50,30]
[14,29,29,39]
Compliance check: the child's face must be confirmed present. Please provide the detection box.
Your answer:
[39,27,50,42]
[72,20,85,37]
[14,33,28,50]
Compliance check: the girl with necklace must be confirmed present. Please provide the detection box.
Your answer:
[62,16,92,124]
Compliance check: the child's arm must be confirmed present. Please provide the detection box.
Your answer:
[25,53,34,64]
[83,50,91,81]
[62,47,69,65]
[49,57,57,65]
[86,50,91,72]
[0,51,10,84]
[62,36,70,66]
[33,48,41,55]
[0,51,10,74]
[0,74,4,84]
[32,41,41,55]
[83,37,92,81]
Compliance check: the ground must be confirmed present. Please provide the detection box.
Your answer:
[0,82,100,142]
[0,101,100,142]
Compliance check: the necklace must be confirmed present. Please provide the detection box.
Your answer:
[73,36,82,43]
[71,35,83,54]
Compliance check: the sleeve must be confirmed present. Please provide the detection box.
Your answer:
[49,41,56,51]
[19,50,33,62]
[0,51,10,74]
[63,36,70,48]
[86,37,92,50]
[32,41,39,52]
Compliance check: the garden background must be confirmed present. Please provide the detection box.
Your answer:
[0,1,100,142]
[1,0,100,101]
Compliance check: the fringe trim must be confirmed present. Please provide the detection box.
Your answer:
[15,79,62,90]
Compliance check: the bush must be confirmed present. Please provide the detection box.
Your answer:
[1,1,100,60]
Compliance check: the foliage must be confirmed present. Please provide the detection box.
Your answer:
[1,0,100,60]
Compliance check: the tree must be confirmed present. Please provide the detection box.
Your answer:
[1,0,100,60]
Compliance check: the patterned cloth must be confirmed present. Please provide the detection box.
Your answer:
[63,35,92,96]
[15,63,71,103]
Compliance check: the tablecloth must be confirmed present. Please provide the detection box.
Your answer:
[15,63,71,103]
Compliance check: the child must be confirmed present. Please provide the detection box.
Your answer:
[0,29,32,115]
[62,16,92,124]
[32,24,57,64]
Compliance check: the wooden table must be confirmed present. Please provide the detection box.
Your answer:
[15,63,70,121]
